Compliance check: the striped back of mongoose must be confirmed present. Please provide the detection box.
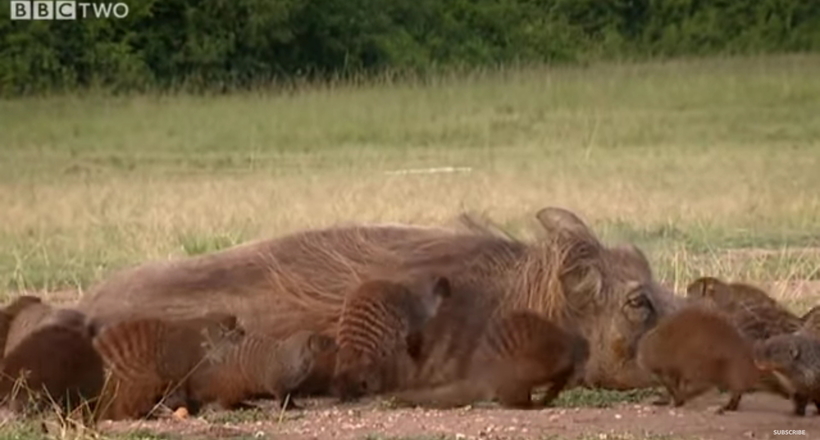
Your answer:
[0,308,104,421]
[390,310,590,409]
[686,277,801,340]
[799,305,820,339]
[333,275,451,400]
[193,330,336,410]
[92,312,243,420]
[755,333,820,416]
[1,295,52,357]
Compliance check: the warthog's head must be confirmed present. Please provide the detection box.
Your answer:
[534,207,676,390]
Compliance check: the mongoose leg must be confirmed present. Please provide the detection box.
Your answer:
[675,380,711,406]
[537,368,573,407]
[657,375,684,407]
[716,392,743,414]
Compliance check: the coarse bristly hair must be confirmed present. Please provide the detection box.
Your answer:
[77,206,674,392]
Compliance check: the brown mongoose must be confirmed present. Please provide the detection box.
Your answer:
[91,312,244,420]
[799,305,820,339]
[754,333,820,416]
[686,276,802,340]
[1,295,52,357]
[191,330,336,411]
[333,275,451,401]
[390,309,590,409]
[636,305,761,414]
[686,277,804,400]
[0,308,105,421]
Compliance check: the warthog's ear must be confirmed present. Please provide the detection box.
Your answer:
[535,207,597,241]
[534,207,607,309]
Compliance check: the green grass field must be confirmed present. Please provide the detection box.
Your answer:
[2,54,819,305]
[0,54,819,438]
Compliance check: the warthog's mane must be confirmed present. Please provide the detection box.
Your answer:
[257,212,608,328]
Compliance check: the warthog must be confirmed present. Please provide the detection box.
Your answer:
[77,207,676,391]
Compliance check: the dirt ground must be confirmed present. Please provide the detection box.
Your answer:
[89,391,817,440]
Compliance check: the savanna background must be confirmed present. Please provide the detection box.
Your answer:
[1,1,820,439]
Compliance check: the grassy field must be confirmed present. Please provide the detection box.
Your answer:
[2,54,820,307]
[1,54,820,439]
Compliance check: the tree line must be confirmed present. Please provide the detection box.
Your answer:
[1,0,819,95]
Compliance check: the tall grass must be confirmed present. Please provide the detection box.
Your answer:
[1,54,819,308]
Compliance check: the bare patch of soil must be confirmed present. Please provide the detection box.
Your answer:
[94,391,817,440]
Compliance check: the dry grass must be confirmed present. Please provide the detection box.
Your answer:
[1,55,820,312]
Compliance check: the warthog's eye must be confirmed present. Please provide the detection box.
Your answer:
[625,291,650,309]
[622,289,655,325]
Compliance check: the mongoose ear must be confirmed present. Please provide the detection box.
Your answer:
[705,278,720,296]
[686,277,715,298]
[686,279,704,298]
[790,346,801,361]
[432,276,451,299]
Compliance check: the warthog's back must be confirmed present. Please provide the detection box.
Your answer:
[77,224,469,334]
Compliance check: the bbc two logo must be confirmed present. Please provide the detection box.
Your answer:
[10,1,130,20]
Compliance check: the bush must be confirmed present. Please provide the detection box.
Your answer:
[1,0,819,95]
